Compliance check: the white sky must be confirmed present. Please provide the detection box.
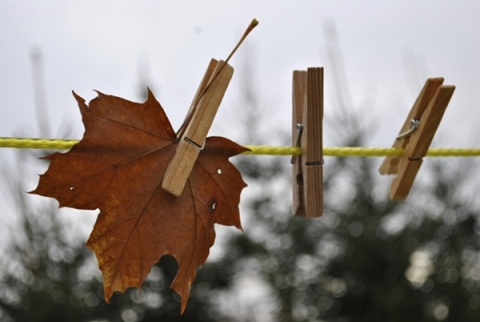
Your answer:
[2,0,480,148]
[1,1,480,301]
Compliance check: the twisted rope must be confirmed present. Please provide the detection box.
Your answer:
[1,137,480,157]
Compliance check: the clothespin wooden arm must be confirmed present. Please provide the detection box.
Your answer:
[291,67,324,218]
[303,67,324,217]
[292,70,307,216]
[162,59,234,197]
[176,59,219,138]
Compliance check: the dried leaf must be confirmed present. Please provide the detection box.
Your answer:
[32,90,247,313]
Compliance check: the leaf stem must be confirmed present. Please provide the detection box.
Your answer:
[176,19,259,138]
[225,18,259,64]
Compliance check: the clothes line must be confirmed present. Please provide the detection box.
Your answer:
[243,146,480,157]
[1,137,480,157]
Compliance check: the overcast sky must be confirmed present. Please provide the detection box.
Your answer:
[2,0,480,148]
[1,0,480,291]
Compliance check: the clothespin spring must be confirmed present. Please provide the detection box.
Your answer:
[184,137,205,150]
[291,123,325,166]
[291,123,304,164]
[306,160,324,166]
[396,119,420,140]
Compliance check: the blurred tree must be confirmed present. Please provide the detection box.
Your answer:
[213,132,480,322]
[0,151,222,322]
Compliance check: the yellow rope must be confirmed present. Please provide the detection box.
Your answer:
[0,138,79,150]
[243,146,404,157]
[244,146,480,157]
[1,137,480,157]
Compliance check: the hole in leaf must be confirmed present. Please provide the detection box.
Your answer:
[217,168,222,175]
[208,199,217,212]
[69,187,75,191]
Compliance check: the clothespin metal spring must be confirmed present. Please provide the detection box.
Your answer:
[184,136,205,150]
[291,123,304,164]
[396,119,420,140]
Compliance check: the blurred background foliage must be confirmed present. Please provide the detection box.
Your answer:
[1,34,480,322]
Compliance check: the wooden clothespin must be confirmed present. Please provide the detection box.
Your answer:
[291,67,324,217]
[162,59,234,197]
[379,77,455,200]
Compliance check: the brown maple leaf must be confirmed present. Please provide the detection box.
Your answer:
[32,89,247,313]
